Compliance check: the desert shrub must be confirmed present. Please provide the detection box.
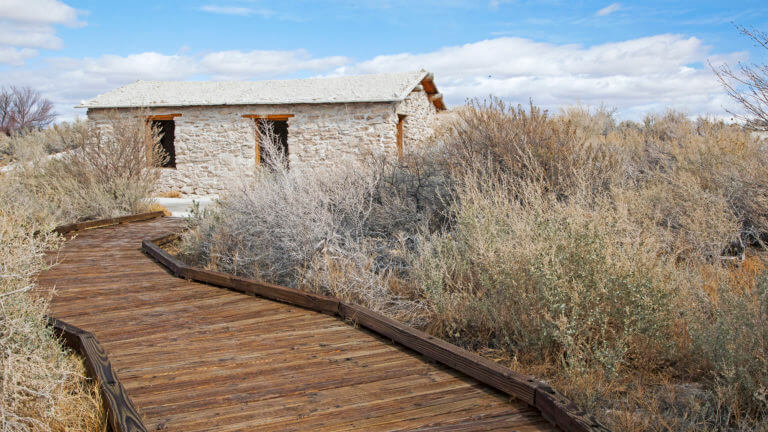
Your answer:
[1,120,85,164]
[180,128,451,322]
[687,256,768,429]
[619,112,768,254]
[0,186,103,432]
[628,172,741,260]
[4,112,163,225]
[414,176,682,376]
[441,99,620,195]
[181,100,768,431]
[183,163,376,285]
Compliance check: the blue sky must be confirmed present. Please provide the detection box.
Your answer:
[1,0,766,121]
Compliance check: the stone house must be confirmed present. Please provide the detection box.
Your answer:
[78,70,446,196]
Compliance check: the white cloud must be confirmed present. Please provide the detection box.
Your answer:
[0,21,63,49]
[200,49,349,80]
[0,0,80,25]
[488,0,514,10]
[199,5,274,17]
[0,0,83,65]
[68,53,200,81]
[0,47,38,66]
[596,3,621,17]
[0,35,743,122]
[341,35,739,119]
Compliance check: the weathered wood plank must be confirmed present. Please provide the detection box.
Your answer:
[339,302,538,404]
[183,267,341,315]
[48,317,147,432]
[140,238,186,276]
[54,211,164,235]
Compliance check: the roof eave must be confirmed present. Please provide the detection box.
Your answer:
[418,72,447,111]
[77,98,405,110]
[78,70,445,110]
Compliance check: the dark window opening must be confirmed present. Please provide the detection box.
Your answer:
[152,119,176,168]
[256,119,289,169]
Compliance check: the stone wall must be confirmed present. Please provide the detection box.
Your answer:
[87,96,437,197]
[397,89,438,150]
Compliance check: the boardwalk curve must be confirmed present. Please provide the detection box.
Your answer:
[39,217,573,431]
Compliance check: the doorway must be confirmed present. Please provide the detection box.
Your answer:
[152,119,176,168]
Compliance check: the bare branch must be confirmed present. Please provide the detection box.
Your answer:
[0,86,57,135]
[711,25,768,131]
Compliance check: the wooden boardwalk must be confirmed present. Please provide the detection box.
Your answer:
[38,218,557,431]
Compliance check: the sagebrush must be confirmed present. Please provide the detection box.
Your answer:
[181,100,768,431]
[4,112,163,225]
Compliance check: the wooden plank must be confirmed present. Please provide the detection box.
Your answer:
[48,316,85,349]
[419,74,447,111]
[182,267,340,315]
[48,317,147,432]
[405,412,554,432]
[338,302,537,405]
[141,239,186,276]
[535,385,609,432]
[54,211,165,235]
[79,334,147,432]
[146,114,181,120]
[41,219,603,431]
[421,73,437,94]
[241,114,295,120]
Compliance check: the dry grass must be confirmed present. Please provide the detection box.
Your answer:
[180,99,768,431]
[156,190,182,199]
[146,203,172,217]
[4,111,163,225]
[1,112,163,431]
[0,120,84,166]
[0,192,104,432]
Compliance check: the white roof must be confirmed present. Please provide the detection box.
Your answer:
[78,70,433,109]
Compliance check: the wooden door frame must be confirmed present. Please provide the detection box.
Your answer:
[243,114,294,165]
[396,114,406,161]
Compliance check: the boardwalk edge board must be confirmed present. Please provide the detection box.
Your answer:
[54,211,165,235]
[143,232,609,432]
[48,316,147,432]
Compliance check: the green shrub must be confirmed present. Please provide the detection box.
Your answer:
[689,260,768,428]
